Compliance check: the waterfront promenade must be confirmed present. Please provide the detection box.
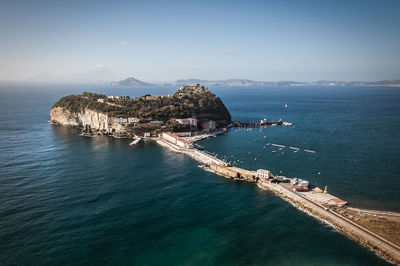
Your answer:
[156,137,400,265]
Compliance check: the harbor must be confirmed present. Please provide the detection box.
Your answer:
[156,131,400,265]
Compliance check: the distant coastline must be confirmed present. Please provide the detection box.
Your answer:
[174,79,400,87]
[110,77,400,87]
[10,73,400,87]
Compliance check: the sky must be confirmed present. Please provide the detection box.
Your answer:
[0,0,399,82]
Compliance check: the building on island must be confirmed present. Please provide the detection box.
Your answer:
[292,178,310,192]
[108,96,121,100]
[162,132,193,149]
[201,120,216,131]
[97,99,104,103]
[257,169,272,181]
[114,117,140,125]
[128,117,140,125]
[114,117,128,123]
[144,95,159,100]
[176,118,198,127]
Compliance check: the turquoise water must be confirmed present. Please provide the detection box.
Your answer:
[0,82,399,265]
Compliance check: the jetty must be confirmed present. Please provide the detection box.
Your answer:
[129,137,142,146]
[233,119,292,128]
[156,132,400,265]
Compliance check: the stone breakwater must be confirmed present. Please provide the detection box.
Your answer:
[156,138,400,265]
[156,139,228,166]
[257,182,400,265]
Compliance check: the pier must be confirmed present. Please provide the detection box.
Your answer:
[129,137,142,146]
[233,120,292,128]
[156,134,400,265]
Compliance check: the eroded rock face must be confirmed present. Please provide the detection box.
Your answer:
[50,107,81,127]
[50,107,126,134]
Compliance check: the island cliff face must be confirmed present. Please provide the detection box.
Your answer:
[50,85,231,137]
[50,107,118,132]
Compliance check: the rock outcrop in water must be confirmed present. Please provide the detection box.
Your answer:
[50,85,231,137]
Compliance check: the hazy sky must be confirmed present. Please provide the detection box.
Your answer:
[1,0,399,82]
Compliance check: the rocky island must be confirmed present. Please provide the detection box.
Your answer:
[50,84,231,137]
[110,77,153,86]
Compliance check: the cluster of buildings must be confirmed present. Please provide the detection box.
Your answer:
[292,178,310,192]
[114,117,140,125]
[256,169,347,207]
[97,93,218,133]
[108,95,122,100]
[93,93,220,138]
[112,115,216,132]
[176,118,216,131]
[256,169,290,183]
[107,95,131,100]
[176,118,198,127]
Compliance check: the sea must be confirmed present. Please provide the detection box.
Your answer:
[0,82,399,266]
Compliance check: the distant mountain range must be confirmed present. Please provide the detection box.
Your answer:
[20,72,400,87]
[111,77,153,86]
[175,79,400,87]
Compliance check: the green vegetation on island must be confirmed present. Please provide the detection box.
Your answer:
[52,85,231,124]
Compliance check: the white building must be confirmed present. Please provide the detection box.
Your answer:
[162,132,177,144]
[162,132,193,149]
[114,117,128,123]
[176,138,193,149]
[128,117,140,124]
[257,169,272,181]
[108,96,121,100]
[97,99,105,103]
[176,118,198,127]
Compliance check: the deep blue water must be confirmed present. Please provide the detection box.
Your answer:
[0,82,399,265]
